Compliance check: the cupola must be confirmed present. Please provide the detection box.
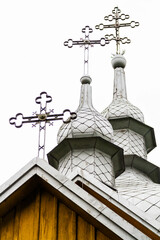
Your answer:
[102,54,156,162]
[48,75,124,188]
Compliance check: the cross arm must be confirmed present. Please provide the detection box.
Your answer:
[9,110,77,128]
[64,39,86,48]
[64,38,109,48]
[119,21,139,28]
[104,13,129,21]
[46,109,77,123]
[105,34,131,44]
[95,20,139,31]
[95,23,117,30]
[89,38,109,46]
[9,113,39,128]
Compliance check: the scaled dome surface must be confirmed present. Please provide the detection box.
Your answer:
[102,98,144,122]
[57,76,113,144]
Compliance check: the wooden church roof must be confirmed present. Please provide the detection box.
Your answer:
[0,157,160,239]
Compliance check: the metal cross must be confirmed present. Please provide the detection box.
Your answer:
[9,91,77,159]
[95,7,139,54]
[64,25,109,75]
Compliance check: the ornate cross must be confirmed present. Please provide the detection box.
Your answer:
[64,25,109,75]
[95,7,139,54]
[9,92,77,159]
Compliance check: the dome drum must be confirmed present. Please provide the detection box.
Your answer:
[113,129,147,159]
[47,137,125,182]
[58,148,115,187]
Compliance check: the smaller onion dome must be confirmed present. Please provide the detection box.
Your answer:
[57,75,113,144]
[102,99,144,122]
[102,54,144,123]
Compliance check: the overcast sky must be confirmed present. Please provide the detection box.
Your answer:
[0,0,160,185]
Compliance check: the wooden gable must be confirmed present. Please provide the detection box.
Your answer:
[1,158,159,240]
[0,187,117,240]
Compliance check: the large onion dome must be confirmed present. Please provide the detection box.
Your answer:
[48,75,124,188]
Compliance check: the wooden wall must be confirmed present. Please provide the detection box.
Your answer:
[0,189,111,240]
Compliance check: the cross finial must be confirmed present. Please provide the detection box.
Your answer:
[9,92,77,159]
[95,7,139,54]
[82,26,93,37]
[64,25,109,76]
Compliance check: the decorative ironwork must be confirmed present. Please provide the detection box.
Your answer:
[9,91,77,159]
[95,7,139,54]
[64,25,109,75]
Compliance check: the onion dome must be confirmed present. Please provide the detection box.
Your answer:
[101,54,156,160]
[102,55,146,160]
[103,99,144,122]
[57,75,113,144]
[102,54,144,122]
[48,75,124,188]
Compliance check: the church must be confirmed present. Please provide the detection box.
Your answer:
[0,7,160,240]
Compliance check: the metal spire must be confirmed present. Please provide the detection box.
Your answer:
[9,91,77,159]
[95,7,139,54]
[64,25,109,75]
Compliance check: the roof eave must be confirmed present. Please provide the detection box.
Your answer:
[47,137,125,178]
[124,155,160,183]
[109,117,157,153]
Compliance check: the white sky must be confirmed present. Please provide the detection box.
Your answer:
[0,0,160,185]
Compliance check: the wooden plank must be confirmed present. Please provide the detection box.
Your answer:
[77,216,95,240]
[0,218,1,239]
[0,217,2,239]
[58,202,76,240]
[13,205,21,240]
[39,190,57,240]
[96,230,111,240]
[0,209,15,240]
[18,190,40,240]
